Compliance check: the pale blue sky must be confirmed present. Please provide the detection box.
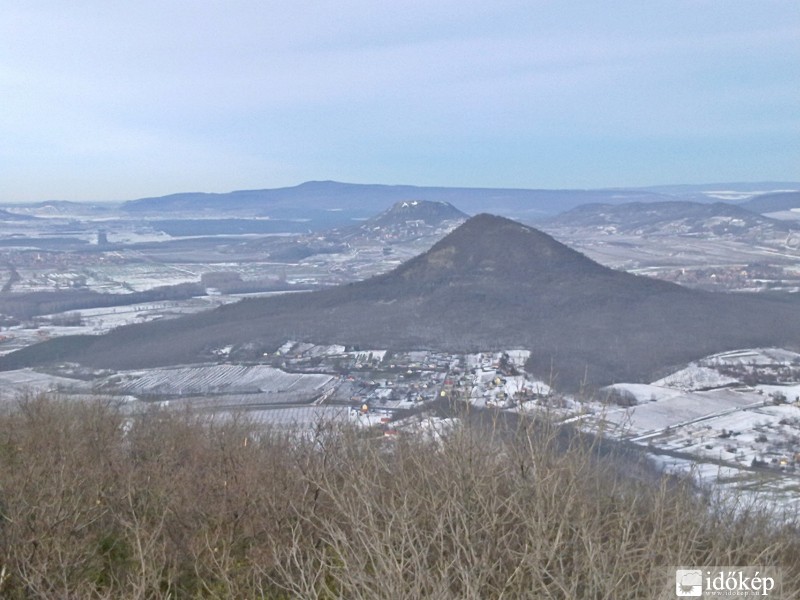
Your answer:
[2,1,798,201]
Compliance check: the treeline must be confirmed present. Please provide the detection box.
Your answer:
[0,283,205,320]
[0,279,303,323]
[0,396,798,599]
[199,272,296,295]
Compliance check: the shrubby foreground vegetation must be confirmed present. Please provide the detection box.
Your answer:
[0,396,798,599]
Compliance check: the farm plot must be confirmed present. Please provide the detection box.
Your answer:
[602,388,765,436]
[156,391,333,410]
[652,366,738,391]
[185,404,354,430]
[106,364,336,403]
[661,403,800,458]
[0,368,91,399]
[247,405,352,428]
[704,348,800,367]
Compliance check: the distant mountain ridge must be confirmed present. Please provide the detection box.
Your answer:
[120,180,675,220]
[4,214,800,388]
[546,201,798,236]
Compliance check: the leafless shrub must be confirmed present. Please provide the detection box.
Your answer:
[0,395,798,598]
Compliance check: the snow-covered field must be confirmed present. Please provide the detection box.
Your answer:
[0,368,92,399]
[652,366,738,390]
[592,348,800,512]
[602,388,765,437]
[104,364,335,399]
[703,348,800,367]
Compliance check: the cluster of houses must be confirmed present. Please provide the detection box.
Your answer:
[266,343,554,430]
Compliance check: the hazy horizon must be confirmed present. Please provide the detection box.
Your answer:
[4,179,800,206]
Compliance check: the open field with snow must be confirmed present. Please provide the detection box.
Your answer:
[586,349,800,510]
[0,368,93,399]
[601,388,765,436]
[103,364,335,401]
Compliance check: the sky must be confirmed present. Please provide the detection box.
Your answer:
[2,1,799,202]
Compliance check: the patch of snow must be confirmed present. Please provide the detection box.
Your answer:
[653,366,738,390]
[604,388,764,436]
[703,348,800,366]
[505,349,530,367]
